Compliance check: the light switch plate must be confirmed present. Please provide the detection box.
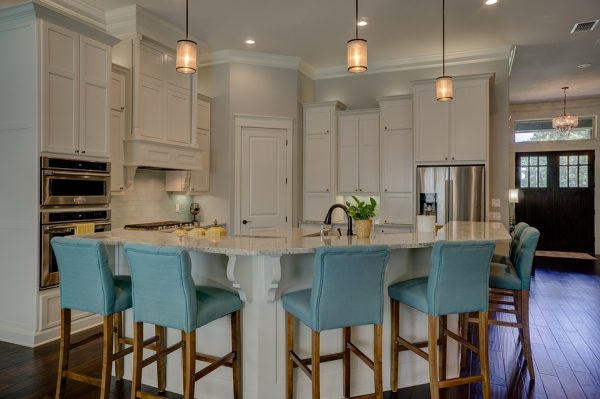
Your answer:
[491,198,500,208]
[489,211,501,221]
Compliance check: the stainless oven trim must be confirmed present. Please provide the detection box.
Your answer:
[41,157,111,173]
[40,221,112,289]
[40,210,111,225]
[42,172,111,206]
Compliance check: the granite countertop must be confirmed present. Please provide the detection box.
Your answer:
[84,221,510,256]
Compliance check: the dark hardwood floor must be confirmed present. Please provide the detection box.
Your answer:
[1,264,599,398]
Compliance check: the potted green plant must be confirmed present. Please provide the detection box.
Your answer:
[346,196,377,238]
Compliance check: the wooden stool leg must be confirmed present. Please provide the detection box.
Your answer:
[286,312,294,399]
[155,326,167,392]
[520,290,535,380]
[390,299,399,392]
[374,324,383,399]
[55,308,71,399]
[130,322,144,399]
[459,313,469,368]
[478,312,491,399]
[100,315,114,399]
[312,331,320,399]
[184,331,196,399]
[181,331,187,392]
[439,315,447,381]
[343,327,351,398]
[114,312,124,381]
[231,310,241,399]
[428,315,440,399]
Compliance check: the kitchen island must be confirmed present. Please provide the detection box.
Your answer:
[90,222,510,399]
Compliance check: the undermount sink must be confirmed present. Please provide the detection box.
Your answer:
[302,229,345,238]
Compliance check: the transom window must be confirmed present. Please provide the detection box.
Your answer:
[559,155,589,188]
[515,117,595,143]
[519,156,547,188]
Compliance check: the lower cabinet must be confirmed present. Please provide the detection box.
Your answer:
[380,193,413,225]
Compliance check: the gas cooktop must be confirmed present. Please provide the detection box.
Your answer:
[123,221,200,231]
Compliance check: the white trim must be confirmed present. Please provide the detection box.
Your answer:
[198,49,303,72]
[234,115,294,234]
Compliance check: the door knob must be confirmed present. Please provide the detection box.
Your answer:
[242,220,251,225]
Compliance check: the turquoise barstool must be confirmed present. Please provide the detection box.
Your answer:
[492,221,529,264]
[282,245,390,399]
[486,227,540,379]
[124,243,243,399]
[388,240,495,399]
[51,237,165,399]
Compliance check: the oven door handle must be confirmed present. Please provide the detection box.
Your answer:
[43,170,110,178]
[43,221,112,233]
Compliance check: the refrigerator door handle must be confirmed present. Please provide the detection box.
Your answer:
[448,179,454,223]
[445,179,450,224]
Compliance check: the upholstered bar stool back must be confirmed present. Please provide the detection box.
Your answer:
[124,243,242,399]
[51,237,138,399]
[283,245,390,399]
[389,240,495,399]
[492,222,528,265]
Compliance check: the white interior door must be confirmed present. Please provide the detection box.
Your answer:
[240,126,289,235]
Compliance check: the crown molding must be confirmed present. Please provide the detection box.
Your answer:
[39,0,105,28]
[198,49,306,73]
[312,45,512,80]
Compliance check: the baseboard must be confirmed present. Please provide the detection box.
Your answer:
[0,321,36,347]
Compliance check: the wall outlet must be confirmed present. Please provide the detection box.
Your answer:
[488,211,501,221]
[175,203,180,213]
[491,198,500,208]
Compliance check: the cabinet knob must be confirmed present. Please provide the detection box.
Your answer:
[445,157,448,160]
[451,157,455,160]
[75,150,79,153]
[242,219,251,225]
[384,126,388,130]
[359,188,362,191]
[120,187,124,190]
[81,150,86,154]
[384,220,387,224]
[326,130,330,133]
[326,188,329,192]
[385,189,388,192]
[120,107,125,110]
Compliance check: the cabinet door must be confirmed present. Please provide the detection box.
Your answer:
[450,81,488,161]
[79,36,110,157]
[381,193,413,225]
[111,71,126,111]
[305,107,332,135]
[382,129,413,192]
[42,22,79,155]
[197,99,211,130]
[358,114,380,193]
[139,77,164,140]
[189,131,210,193]
[110,109,125,193]
[414,85,450,162]
[166,86,192,144]
[338,115,359,193]
[165,53,191,90]
[303,192,331,222]
[304,134,331,192]
[381,100,412,130]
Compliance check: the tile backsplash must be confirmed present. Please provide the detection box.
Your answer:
[111,169,193,228]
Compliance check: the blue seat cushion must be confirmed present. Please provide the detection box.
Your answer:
[387,277,429,314]
[489,262,522,291]
[113,275,133,313]
[195,286,243,328]
[282,289,313,329]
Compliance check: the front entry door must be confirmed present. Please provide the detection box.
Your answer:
[240,126,289,235]
[516,151,594,253]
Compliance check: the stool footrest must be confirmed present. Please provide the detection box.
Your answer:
[141,340,184,368]
[437,374,484,388]
[489,299,517,307]
[347,341,374,371]
[63,370,101,387]
[195,351,236,381]
[70,330,104,350]
[444,330,479,354]
[290,350,312,378]
[396,336,429,361]
[196,352,234,367]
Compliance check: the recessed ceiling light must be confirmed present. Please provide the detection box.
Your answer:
[577,63,592,69]
[485,0,498,4]
[245,39,255,45]
[357,20,368,27]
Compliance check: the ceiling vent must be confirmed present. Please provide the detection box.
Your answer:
[571,20,599,33]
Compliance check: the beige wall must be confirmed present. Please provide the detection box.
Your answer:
[314,60,511,226]
[510,97,600,253]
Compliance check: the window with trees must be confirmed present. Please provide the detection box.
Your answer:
[514,117,594,143]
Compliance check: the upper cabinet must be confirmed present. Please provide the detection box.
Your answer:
[338,111,380,194]
[413,74,492,163]
[110,65,129,193]
[41,21,111,159]
[188,95,212,193]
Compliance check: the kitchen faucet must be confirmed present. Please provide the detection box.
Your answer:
[323,204,354,236]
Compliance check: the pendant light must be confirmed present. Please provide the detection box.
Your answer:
[347,0,367,73]
[552,87,579,132]
[436,0,453,101]
[176,0,197,74]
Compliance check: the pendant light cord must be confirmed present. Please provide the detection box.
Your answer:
[185,0,189,39]
[355,0,358,39]
[442,0,445,76]
[563,87,567,115]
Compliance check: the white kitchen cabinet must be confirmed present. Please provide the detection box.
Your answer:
[380,98,413,131]
[382,129,413,193]
[188,96,211,193]
[42,21,111,158]
[110,66,128,194]
[337,111,379,194]
[303,101,346,222]
[413,74,491,163]
[381,193,413,225]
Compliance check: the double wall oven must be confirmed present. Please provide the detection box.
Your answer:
[40,157,111,289]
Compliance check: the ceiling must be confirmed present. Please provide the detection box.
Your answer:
[22,0,600,101]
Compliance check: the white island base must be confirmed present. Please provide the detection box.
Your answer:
[99,222,510,399]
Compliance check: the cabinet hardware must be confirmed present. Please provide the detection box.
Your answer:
[326,188,329,191]
[326,130,329,133]
[445,157,448,160]
[384,126,388,130]
[75,150,79,153]
[81,150,86,154]
[120,107,125,110]
[242,219,251,224]
[451,157,455,160]
[385,189,388,192]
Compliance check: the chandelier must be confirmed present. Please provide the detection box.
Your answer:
[552,87,578,132]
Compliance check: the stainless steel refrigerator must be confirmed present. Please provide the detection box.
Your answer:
[416,165,485,224]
